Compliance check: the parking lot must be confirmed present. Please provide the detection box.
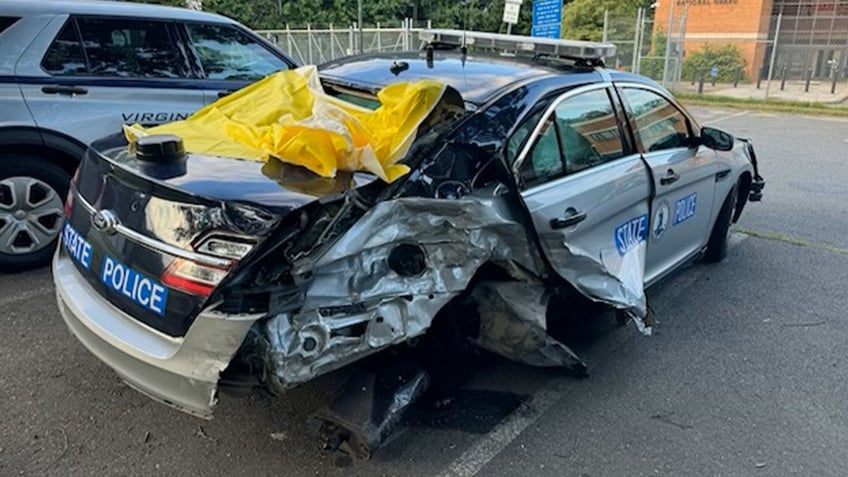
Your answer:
[1,107,847,476]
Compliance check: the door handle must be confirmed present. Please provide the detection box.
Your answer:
[41,85,88,96]
[550,207,587,230]
[217,89,237,98]
[660,168,680,185]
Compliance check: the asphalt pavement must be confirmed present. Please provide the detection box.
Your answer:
[1,108,847,476]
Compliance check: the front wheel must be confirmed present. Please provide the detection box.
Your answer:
[702,182,738,263]
[0,154,70,272]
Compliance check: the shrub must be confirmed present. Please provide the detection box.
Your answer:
[681,44,748,83]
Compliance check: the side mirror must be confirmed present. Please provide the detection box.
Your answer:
[700,126,735,151]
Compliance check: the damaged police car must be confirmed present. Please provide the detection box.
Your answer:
[54,30,764,457]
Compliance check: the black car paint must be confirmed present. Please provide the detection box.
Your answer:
[76,53,666,338]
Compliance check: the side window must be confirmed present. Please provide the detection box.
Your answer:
[507,110,544,164]
[75,17,187,78]
[519,118,565,186]
[518,88,624,188]
[186,23,288,81]
[552,89,624,174]
[41,21,87,76]
[622,88,690,153]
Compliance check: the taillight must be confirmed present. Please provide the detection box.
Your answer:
[64,168,81,217]
[63,192,74,218]
[161,235,254,297]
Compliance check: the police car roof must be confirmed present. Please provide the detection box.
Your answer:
[1,0,235,24]
[318,50,610,105]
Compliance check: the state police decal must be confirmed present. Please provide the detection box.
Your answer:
[615,214,648,256]
[673,193,697,226]
[652,201,670,241]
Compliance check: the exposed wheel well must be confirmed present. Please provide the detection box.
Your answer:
[0,143,80,176]
[733,171,752,223]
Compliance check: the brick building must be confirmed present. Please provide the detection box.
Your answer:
[653,0,848,80]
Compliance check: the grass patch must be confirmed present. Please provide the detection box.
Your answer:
[735,228,848,255]
[674,92,848,118]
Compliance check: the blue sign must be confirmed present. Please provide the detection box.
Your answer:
[531,24,561,38]
[532,0,562,38]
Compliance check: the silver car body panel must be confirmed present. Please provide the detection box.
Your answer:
[53,250,260,419]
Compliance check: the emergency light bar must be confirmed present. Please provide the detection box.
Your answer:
[419,29,616,64]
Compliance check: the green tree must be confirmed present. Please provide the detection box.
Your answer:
[138,0,535,33]
[560,0,652,41]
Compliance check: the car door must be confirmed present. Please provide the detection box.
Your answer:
[17,16,205,145]
[515,85,652,309]
[178,22,296,104]
[617,85,720,284]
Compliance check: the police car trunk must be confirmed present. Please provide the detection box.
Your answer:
[60,133,376,338]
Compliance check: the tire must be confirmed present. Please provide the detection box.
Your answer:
[0,154,71,272]
[703,182,739,263]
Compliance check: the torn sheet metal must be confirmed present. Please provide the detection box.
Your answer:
[471,281,587,375]
[539,231,652,335]
[262,196,545,390]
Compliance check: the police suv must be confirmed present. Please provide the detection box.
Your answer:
[0,0,296,270]
[53,29,764,453]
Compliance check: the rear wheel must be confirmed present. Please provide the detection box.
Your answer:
[0,154,70,272]
[703,182,738,263]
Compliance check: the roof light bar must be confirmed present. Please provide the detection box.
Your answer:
[419,29,616,63]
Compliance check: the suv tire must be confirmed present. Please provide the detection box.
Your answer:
[0,154,70,272]
[703,182,738,263]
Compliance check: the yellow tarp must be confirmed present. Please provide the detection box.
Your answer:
[123,66,447,182]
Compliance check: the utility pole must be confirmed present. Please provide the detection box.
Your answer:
[764,9,782,101]
[358,0,364,54]
[632,7,642,73]
[662,0,674,86]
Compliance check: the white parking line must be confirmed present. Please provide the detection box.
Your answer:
[436,381,568,477]
[437,231,751,477]
[706,110,750,125]
[0,286,52,308]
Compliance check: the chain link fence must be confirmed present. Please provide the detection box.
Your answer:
[257,19,430,65]
[603,4,848,104]
[257,6,847,105]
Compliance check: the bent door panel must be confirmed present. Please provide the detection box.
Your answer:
[618,86,719,284]
[516,86,652,308]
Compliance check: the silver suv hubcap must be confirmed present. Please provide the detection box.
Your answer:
[0,177,65,255]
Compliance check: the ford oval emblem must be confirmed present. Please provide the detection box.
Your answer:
[91,209,119,234]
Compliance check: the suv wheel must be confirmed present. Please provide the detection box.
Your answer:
[0,154,70,272]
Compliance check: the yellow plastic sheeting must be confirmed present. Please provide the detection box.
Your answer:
[123,66,447,182]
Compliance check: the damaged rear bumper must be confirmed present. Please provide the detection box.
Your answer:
[53,251,260,418]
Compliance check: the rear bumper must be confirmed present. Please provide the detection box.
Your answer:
[53,250,261,419]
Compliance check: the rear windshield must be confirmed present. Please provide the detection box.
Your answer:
[323,82,381,110]
[0,17,21,36]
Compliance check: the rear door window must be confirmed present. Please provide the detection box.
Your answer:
[74,17,188,78]
[552,89,625,174]
[518,88,625,188]
[186,23,289,80]
[41,21,88,75]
